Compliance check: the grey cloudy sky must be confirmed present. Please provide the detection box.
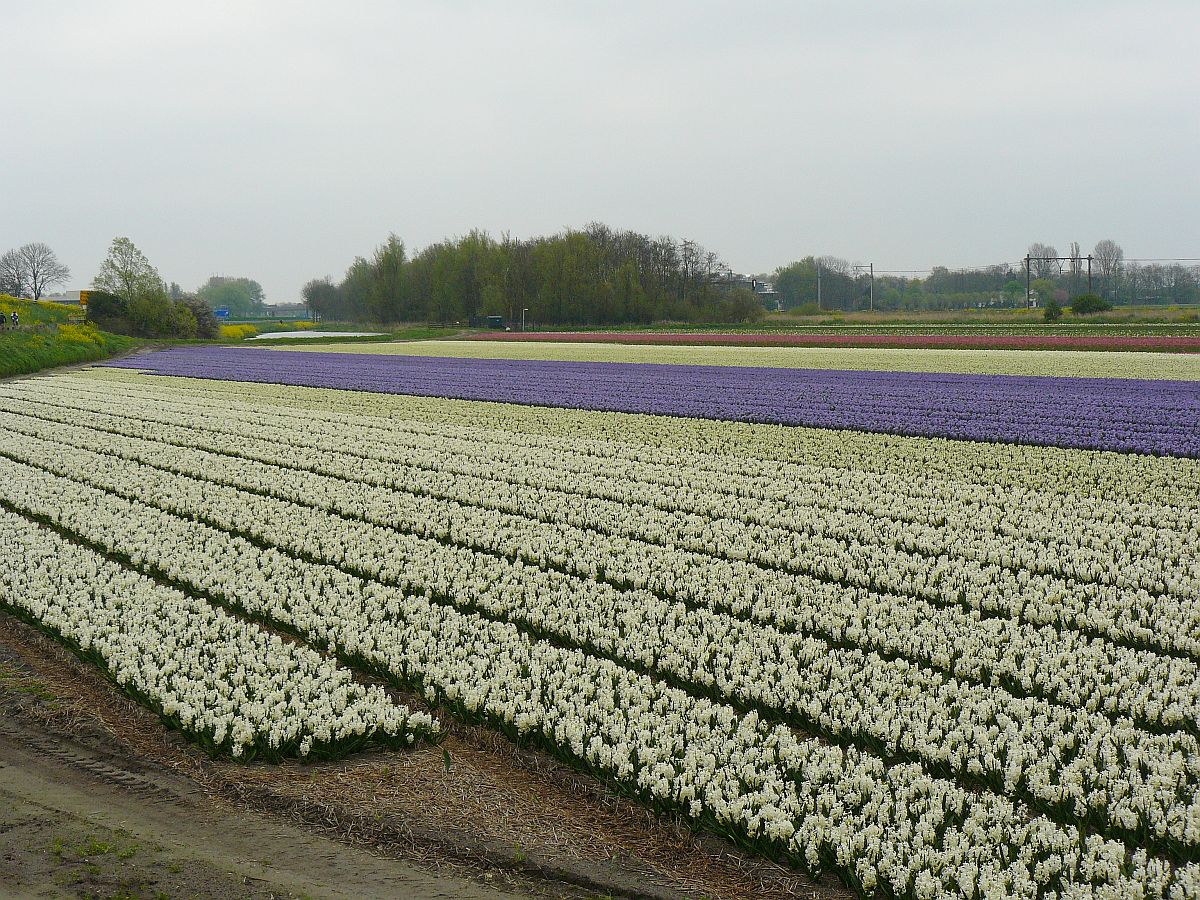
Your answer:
[4,1,1198,301]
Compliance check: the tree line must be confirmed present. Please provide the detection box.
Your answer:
[1023,240,1198,306]
[7,230,1199,331]
[302,224,765,325]
[2,235,269,338]
[772,240,1200,312]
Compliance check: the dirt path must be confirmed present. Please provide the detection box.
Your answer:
[0,716,522,900]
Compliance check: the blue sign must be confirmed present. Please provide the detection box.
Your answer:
[214,307,231,319]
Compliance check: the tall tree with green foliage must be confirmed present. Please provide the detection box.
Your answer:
[197,276,266,317]
[94,237,165,304]
[93,237,183,337]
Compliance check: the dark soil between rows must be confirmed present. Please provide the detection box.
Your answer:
[0,611,850,900]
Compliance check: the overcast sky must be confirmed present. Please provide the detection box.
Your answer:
[4,1,1198,301]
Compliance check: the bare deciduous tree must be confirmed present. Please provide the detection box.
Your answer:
[0,249,28,297]
[0,243,71,299]
[1067,241,1082,295]
[17,242,71,299]
[1027,243,1060,280]
[1093,239,1124,297]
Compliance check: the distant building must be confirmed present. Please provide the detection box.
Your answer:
[42,291,86,306]
[710,271,780,310]
[264,302,310,319]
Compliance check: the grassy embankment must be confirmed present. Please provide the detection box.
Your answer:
[0,297,139,378]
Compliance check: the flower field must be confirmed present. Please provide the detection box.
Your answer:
[257,337,1200,380]
[4,343,1200,896]
[108,346,1200,456]
[465,330,1200,353]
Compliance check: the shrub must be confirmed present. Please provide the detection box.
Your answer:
[84,290,127,325]
[127,291,180,337]
[1071,294,1112,315]
[1043,299,1063,322]
[180,297,219,338]
[792,302,822,316]
[219,323,259,340]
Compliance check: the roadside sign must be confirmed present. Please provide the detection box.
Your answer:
[78,290,91,306]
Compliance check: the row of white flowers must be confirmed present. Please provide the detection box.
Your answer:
[0,507,434,759]
[3,398,1199,744]
[0,453,1194,896]
[9,379,1199,626]
[4,431,1199,856]
[20,376,1200,545]
[11,386,1200,670]
[11,382,1199,605]
[74,368,1200,511]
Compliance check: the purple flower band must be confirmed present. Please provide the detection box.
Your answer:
[104,347,1200,458]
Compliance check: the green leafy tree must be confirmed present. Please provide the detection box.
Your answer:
[1043,298,1063,321]
[301,277,342,319]
[94,237,166,306]
[180,296,219,337]
[93,237,193,337]
[197,276,266,318]
[84,290,127,325]
[367,234,409,321]
[127,292,177,336]
[722,287,767,323]
[773,258,819,309]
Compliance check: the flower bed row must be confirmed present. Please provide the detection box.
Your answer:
[79,369,1200,506]
[1,446,1195,895]
[10,382,1195,605]
[0,507,435,760]
[4,423,1200,857]
[467,330,1200,352]
[4,383,1199,735]
[5,391,1200,698]
[103,347,1200,456]
[257,337,1200,381]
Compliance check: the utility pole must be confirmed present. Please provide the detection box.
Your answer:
[853,263,874,311]
[816,261,822,311]
[1025,254,1092,306]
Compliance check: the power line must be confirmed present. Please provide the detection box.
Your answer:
[864,258,1200,276]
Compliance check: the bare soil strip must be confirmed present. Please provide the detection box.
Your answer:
[0,721,520,900]
[0,612,845,900]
